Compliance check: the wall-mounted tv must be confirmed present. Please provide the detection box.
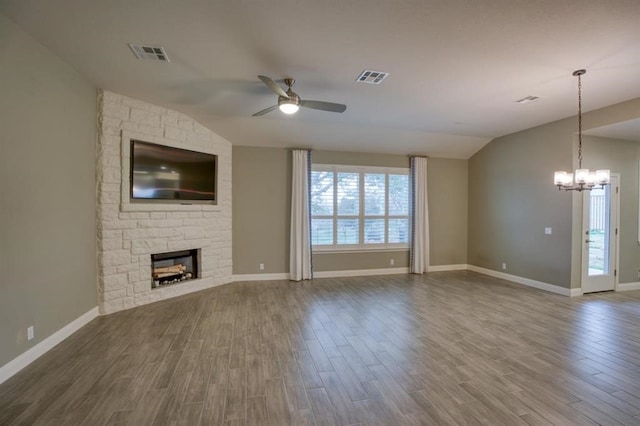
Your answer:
[130,140,217,204]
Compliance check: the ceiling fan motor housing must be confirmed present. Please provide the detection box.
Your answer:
[279,91,300,108]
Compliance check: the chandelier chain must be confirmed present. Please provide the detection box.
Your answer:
[577,73,582,169]
[554,68,609,192]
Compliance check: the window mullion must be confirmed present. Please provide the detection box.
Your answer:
[385,173,389,244]
[359,170,364,246]
[333,169,338,247]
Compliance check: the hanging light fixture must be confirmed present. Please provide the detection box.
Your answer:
[553,69,610,191]
[278,78,301,114]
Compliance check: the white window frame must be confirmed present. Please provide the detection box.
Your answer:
[311,164,410,252]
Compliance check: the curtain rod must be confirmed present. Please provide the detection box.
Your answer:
[408,155,429,158]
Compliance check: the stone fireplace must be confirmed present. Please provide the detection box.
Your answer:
[96,90,232,314]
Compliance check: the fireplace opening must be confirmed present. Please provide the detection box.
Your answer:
[151,249,199,289]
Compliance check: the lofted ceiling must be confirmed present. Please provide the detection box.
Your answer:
[1,0,639,159]
[585,119,640,142]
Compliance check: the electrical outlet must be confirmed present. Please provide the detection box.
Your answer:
[27,326,34,341]
[502,263,507,270]
[390,259,395,266]
[545,227,552,235]
[259,263,264,271]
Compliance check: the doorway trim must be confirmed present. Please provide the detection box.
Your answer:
[580,173,620,293]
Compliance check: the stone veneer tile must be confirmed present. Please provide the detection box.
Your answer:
[96,90,232,314]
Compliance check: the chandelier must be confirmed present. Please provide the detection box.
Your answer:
[553,69,610,191]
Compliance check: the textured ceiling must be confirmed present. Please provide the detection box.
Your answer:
[1,0,639,158]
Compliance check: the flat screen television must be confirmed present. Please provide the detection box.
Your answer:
[130,140,217,204]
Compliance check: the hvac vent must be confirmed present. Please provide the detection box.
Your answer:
[356,70,389,84]
[515,95,540,104]
[128,44,170,62]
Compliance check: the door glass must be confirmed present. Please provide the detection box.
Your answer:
[587,186,610,276]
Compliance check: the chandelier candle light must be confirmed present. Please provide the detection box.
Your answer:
[553,69,610,191]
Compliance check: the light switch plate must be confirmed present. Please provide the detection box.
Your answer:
[545,227,552,235]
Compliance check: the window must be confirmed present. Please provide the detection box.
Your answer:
[311,165,410,250]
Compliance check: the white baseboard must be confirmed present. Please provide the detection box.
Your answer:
[0,306,99,385]
[233,269,410,281]
[570,287,583,297]
[428,264,468,272]
[313,267,409,278]
[232,265,581,298]
[617,282,640,292]
[467,265,575,297]
[233,265,468,281]
[232,273,290,282]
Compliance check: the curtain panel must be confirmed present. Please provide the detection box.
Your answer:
[410,156,430,274]
[290,149,313,281]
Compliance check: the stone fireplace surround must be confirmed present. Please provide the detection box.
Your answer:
[96,90,232,314]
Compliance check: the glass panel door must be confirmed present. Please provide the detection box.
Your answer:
[586,186,610,276]
[581,175,617,294]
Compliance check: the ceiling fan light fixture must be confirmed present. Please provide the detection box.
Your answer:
[278,101,300,114]
[253,75,346,116]
[278,81,301,114]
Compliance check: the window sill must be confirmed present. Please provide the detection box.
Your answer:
[313,247,409,254]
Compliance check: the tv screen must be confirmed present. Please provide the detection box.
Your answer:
[130,140,217,203]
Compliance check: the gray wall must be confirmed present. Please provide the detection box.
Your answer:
[232,146,291,275]
[429,158,468,266]
[468,99,640,289]
[582,135,640,284]
[468,119,574,287]
[0,14,97,367]
[232,147,468,275]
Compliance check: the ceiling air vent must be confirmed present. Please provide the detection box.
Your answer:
[128,44,170,62]
[356,70,389,84]
[515,95,540,104]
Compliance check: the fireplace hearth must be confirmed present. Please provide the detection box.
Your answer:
[151,249,199,289]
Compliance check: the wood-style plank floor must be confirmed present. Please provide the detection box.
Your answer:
[3,271,640,425]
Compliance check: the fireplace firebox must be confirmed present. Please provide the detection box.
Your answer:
[151,249,199,289]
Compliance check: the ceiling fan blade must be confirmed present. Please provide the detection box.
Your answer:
[252,105,279,116]
[300,100,347,113]
[258,75,289,99]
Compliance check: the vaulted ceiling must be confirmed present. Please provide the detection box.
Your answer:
[1,0,639,158]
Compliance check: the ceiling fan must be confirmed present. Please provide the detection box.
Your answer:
[252,75,347,116]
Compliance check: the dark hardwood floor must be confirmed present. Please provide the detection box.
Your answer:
[2,271,640,425]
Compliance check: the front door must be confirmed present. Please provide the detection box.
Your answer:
[581,175,618,294]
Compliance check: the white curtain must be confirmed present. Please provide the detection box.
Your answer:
[410,157,430,274]
[290,150,313,281]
